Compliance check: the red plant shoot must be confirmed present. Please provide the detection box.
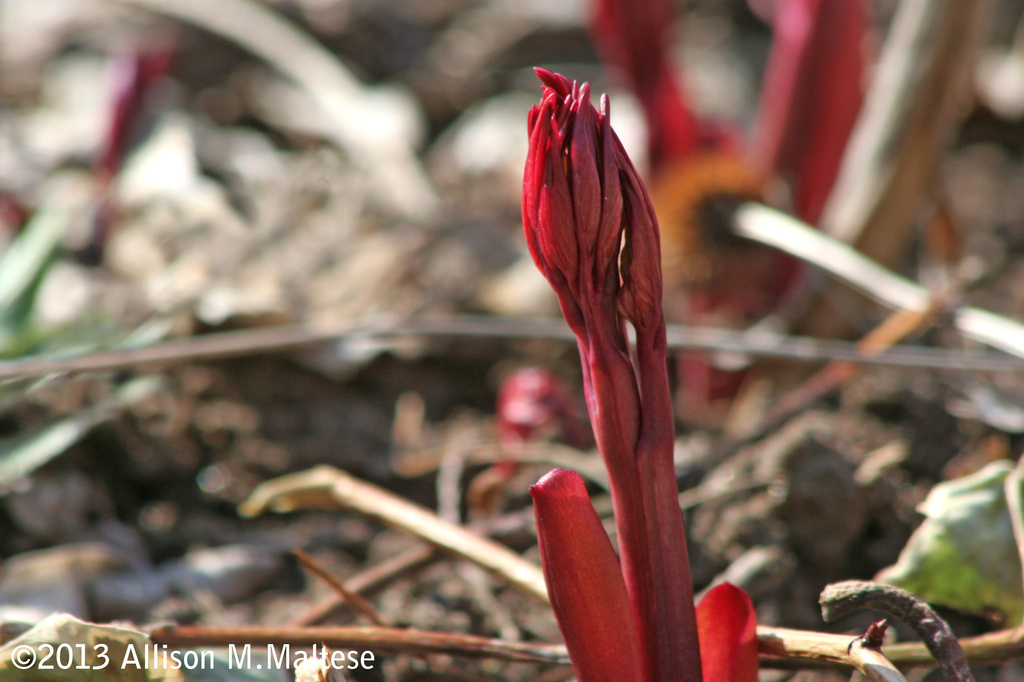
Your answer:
[524,69,756,682]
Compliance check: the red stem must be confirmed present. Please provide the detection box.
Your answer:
[579,306,700,682]
[634,318,700,682]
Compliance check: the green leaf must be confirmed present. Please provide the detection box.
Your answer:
[877,460,1024,624]
[0,202,68,351]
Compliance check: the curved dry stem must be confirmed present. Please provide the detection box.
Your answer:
[820,581,973,682]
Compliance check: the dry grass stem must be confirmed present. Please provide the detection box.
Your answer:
[288,546,438,627]
[0,316,1019,389]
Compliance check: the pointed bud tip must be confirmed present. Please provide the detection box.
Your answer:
[697,582,759,682]
[535,68,573,98]
[530,467,588,501]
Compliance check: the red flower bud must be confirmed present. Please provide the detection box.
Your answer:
[524,69,668,339]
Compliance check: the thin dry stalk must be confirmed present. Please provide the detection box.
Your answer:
[0,317,1020,385]
[239,466,549,604]
[289,504,544,627]
[288,546,437,627]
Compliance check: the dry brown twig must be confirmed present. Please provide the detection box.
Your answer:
[287,503,542,627]
[288,545,437,628]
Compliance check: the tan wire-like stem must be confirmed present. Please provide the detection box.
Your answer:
[292,549,386,627]
[0,315,1020,385]
[287,545,437,627]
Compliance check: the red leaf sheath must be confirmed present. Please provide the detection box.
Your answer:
[696,583,759,682]
[530,469,646,682]
[752,0,870,224]
[589,0,702,167]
